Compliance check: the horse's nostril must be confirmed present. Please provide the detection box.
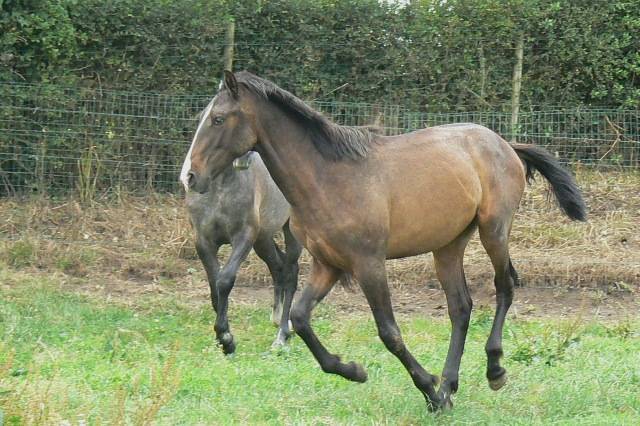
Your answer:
[187,171,196,187]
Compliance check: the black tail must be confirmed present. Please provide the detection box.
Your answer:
[511,143,587,221]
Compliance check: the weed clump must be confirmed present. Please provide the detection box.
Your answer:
[1,240,37,268]
[510,318,584,365]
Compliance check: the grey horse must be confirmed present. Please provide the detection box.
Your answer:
[180,103,301,354]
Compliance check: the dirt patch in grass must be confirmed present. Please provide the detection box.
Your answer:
[2,267,637,324]
[1,169,638,320]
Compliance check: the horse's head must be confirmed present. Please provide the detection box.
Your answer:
[180,71,258,193]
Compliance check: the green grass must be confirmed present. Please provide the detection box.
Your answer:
[0,273,638,425]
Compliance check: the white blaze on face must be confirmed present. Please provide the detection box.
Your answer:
[180,98,215,191]
[180,80,229,192]
[180,80,227,191]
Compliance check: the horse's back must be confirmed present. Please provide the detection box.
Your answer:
[381,123,525,189]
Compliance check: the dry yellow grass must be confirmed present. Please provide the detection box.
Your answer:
[1,169,638,294]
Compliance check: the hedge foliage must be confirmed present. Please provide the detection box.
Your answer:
[2,0,639,111]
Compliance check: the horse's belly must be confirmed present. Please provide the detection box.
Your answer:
[385,166,481,258]
[257,191,290,235]
[386,212,475,259]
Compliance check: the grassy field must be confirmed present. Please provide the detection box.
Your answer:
[1,270,639,425]
[0,170,638,424]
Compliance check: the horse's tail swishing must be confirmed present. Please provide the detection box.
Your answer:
[511,143,587,221]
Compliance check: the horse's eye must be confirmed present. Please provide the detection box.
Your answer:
[212,116,225,126]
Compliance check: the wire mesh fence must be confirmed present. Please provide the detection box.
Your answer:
[1,82,639,196]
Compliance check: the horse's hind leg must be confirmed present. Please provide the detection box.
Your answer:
[478,215,518,391]
[355,259,441,411]
[290,258,367,382]
[195,235,220,313]
[432,223,476,409]
[253,232,293,347]
[279,221,302,342]
[253,235,286,326]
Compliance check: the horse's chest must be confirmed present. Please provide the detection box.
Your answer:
[189,198,253,246]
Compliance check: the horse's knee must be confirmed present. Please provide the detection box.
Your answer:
[284,262,299,289]
[216,272,236,296]
[290,304,308,332]
[378,324,404,354]
[194,237,212,259]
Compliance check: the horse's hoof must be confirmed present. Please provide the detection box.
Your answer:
[345,361,368,383]
[273,328,293,347]
[426,398,443,413]
[421,389,445,413]
[222,342,236,355]
[441,395,453,411]
[270,341,288,352]
[488,370,508,391]
[436,390,454,411]
[219,332,236,355]
[270,335,289,352]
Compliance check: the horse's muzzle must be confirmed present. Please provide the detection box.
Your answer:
[186,170,209,193]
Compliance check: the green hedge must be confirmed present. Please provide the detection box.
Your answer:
[1,0,639,111]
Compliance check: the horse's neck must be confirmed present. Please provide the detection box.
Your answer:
[253,106,327,211]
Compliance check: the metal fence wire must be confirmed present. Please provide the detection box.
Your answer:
[1,82,639,196]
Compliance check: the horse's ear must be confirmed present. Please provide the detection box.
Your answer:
[223,70,239,98]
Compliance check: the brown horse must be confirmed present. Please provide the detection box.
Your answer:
[185,71,586,411]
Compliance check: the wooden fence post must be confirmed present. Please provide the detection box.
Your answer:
[511,34,524,142]
[223,19,235,72]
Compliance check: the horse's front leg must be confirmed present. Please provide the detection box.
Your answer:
[195,236,220,313]
[433,243,473,410]
[355,259,442,411]
[214,229,255,354]
[290,258,368,382]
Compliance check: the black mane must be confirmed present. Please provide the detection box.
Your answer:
[230,71,376,161]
